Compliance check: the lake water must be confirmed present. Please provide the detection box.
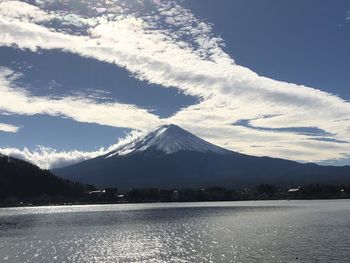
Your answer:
[0,200,349,262]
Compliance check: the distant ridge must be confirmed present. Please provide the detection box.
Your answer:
[53,124,350,190]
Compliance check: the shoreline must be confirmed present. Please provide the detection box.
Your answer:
[1,196,349,209]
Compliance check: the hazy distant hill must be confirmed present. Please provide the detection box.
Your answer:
[53,124,350,190]
[0,154,92,201]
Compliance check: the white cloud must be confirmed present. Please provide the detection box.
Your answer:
[0,0,350,168]
[0,67,162,130]
[0,146,100,169]
[0,122,20,133]
[0,1,54,23]
[0,129,144,169]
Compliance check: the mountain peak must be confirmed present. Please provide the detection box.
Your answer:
[156,124,187,134]
[153,124,192,138]
[105,124,230,158]
[161,124,180,129]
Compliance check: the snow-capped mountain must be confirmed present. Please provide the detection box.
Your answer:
[53,124,350,190]
[105,124,229,158]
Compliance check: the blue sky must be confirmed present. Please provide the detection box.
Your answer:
[0,0,350,168]
[183,0,350,100]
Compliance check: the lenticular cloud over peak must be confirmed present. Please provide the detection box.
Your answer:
[0,0,350,168]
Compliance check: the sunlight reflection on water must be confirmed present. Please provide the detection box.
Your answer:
[0,200,349,262]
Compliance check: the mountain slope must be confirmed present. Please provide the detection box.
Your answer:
[105,124,230,157]
[0,154,92,200]
[53,125,350,190]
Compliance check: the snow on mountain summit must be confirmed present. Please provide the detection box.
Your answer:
[105,124,230,158]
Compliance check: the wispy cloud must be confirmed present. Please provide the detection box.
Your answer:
[0,67,162,130]
[0,122,20,133]
[0,0,350,167]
